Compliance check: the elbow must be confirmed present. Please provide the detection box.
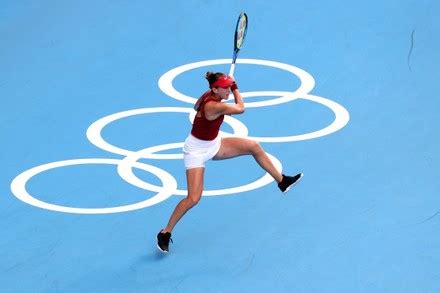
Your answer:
[238,106,245,114]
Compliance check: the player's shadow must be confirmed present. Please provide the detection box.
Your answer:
[135,250,168,264]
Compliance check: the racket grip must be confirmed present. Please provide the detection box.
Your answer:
[229,63,236,77]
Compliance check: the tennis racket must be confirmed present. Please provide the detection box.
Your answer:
[229,12,248,76]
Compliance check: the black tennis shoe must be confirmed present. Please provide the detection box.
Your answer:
[278,173,303,193]
[157,231,173,253]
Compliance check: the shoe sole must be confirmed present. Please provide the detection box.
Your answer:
[157,244,169,253]
[283,173,304,193]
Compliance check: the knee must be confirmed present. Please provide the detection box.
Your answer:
[186,195,201,207]
[249,140,263,154]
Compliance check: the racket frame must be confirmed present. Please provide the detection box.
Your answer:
[229,12,248,76]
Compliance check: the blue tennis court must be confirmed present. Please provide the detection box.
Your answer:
[1,1,439,292]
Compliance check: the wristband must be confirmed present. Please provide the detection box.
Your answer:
[231,82,238,91]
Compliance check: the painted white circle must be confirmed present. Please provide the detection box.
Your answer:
[86,107,249,159]
[10,158,177,214]
[246,94,350,143]
[158,58,315,107]
[117,145,282,196]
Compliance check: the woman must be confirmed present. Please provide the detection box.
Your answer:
[157,72,303,252]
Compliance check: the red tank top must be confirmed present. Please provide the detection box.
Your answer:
[191,91,224,141]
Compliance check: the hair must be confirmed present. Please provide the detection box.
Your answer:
[205,72,225,86]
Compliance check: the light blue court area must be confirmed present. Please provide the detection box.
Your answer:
[1,1,439,292]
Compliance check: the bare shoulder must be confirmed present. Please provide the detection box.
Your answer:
[205,100,244,120]
[204,100,225,120]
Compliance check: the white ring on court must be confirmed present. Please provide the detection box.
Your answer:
[246,94,350,142]
[10,159,177,214]
[87,107,249,159]
[158,58,315,107]
[117,146,283,196]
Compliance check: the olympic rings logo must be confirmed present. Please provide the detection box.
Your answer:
[10,59,350,214]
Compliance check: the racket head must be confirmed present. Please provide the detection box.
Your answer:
[234,12,248,52]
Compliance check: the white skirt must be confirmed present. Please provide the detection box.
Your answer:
[183,134,221,169]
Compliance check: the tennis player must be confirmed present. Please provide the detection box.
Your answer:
[157,72,303,252]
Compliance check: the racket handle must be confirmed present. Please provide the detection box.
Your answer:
[229,63,236,77]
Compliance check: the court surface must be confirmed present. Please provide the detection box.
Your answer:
[1,1,439,292]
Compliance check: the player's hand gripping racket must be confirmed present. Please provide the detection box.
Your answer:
[229,12,248,77]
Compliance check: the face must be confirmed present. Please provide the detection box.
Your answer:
[213,86,231,100]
